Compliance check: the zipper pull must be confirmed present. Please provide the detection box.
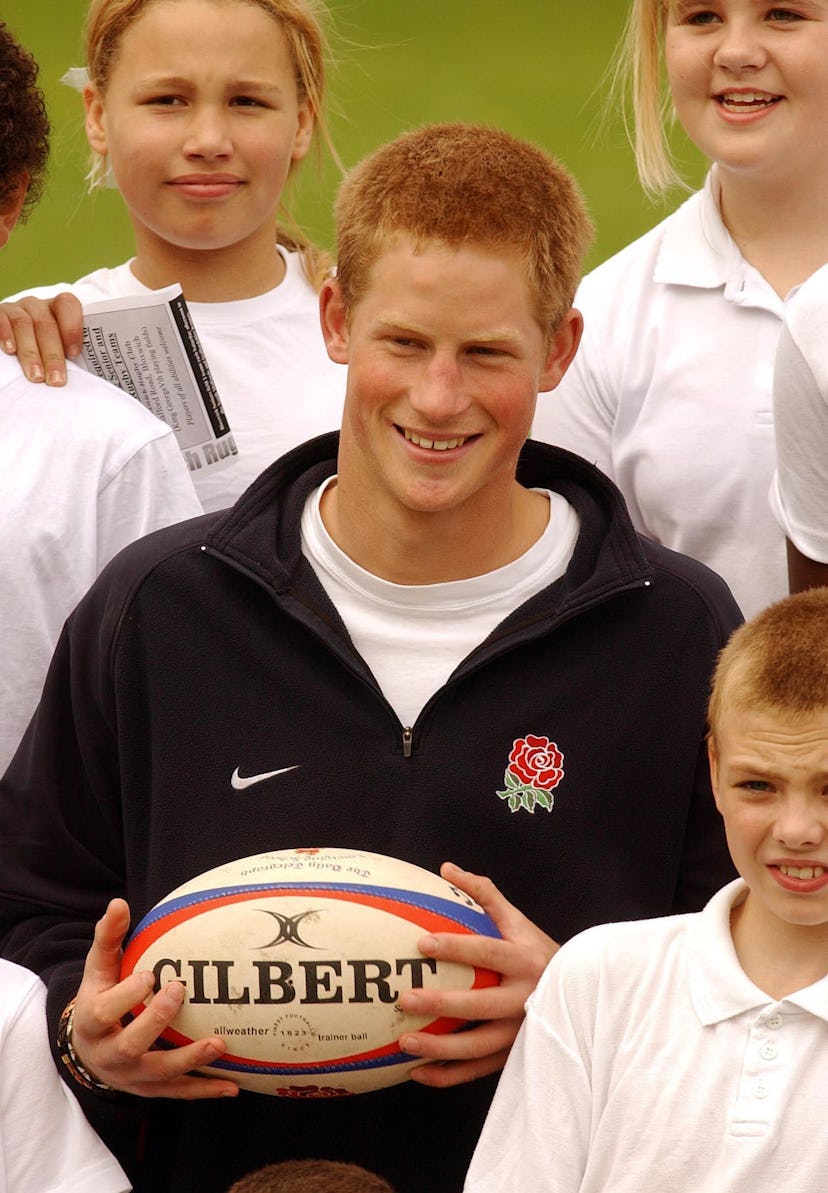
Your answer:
[402,727,413,758]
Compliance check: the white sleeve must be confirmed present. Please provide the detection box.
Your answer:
[96,427,203,571]
[464,951,594,1192]
[531,289,618,480]
[771,282,828,563]
[0,968,131,1193]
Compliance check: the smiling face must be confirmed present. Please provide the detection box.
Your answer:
[84,0,313,282]
[319,236,581,576]
[710,706,828,944]
[665,1,828,188]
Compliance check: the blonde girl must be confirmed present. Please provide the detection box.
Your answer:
[2,0,345,511]
[532,0,828,617]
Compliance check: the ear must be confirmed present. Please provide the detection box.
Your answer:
[538,308,583,393]
[707,736,724,815]
[291,99,314,164]
[319,277,350,364]
[0,176,30,248]
[83,82,108,157]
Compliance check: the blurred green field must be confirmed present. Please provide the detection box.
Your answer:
[0,1,705,297]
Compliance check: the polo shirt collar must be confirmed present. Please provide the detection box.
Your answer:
[688,879,828,1026]
[653,168,784,314]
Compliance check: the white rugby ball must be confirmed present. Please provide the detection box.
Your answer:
[120,847,501,1096]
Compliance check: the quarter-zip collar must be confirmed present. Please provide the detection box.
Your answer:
[205,431,654,641]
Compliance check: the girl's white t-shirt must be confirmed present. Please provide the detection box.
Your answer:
[7,248,346,512]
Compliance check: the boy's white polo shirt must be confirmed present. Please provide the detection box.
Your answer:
[532,168,787,618]
[465,880,828,1192]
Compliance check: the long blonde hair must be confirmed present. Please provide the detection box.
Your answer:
[84,0,339,286]
[612,0,685,198]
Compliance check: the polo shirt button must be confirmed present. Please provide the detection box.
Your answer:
[766,1013,783,1029]
[753,1081,769,1099]
[760,1042,778,1060]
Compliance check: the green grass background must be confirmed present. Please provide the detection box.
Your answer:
[0,1,706,297]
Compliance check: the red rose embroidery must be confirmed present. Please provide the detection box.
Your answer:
[498,735,564,814]
[508,736,564,789]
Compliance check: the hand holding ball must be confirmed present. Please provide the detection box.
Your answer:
[120,848,501,1096]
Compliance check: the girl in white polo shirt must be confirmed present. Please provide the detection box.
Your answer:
[532,0,828,617]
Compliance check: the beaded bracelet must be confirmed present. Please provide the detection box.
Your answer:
[56,997,118,1095]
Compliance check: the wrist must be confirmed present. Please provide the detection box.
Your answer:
[56,996,118,1096]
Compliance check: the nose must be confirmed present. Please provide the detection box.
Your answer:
[773,796,826,851]
[713,19,768,73]
[409,353,471,423]
[182,106,233,160]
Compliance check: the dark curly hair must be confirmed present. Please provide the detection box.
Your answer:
[0,21,49,221]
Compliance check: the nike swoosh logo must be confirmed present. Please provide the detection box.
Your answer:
[230,765,300,791]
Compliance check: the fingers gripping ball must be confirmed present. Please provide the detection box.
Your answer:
[120,848,501,1096]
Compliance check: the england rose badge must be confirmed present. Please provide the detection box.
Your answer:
[497,735,564,814]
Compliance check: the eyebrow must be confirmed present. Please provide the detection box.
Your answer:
[133,75,288,96]
[373,319,525,345]
[726,754,828,779]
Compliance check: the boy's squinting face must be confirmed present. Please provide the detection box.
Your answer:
[85,0,312,263]
[320,237,579,533]
[710,706,828,931]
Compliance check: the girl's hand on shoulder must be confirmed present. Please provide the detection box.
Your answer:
[0,292,84,385]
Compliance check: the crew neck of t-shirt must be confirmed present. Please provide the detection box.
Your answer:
[122,245,309,324]
[301,476,580,613]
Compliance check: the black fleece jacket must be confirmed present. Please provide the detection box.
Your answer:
[0,432,740,1193]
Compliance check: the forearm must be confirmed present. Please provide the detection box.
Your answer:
[786,537,828,594]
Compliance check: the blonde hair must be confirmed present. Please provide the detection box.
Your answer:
[611,0,686,198]
[334,123,593,339]
[84,0,337,286]
[708,589,828,742]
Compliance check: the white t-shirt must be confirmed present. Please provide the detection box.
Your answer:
[0,352,202,772]
[0,960,130,1193]
[301,480,579,726]
[8,248,346,512]
[465,880,828,1193]
[770,261,828,563]
[532,169,789,618]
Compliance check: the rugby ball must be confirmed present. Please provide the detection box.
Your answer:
[120,847,501,1096]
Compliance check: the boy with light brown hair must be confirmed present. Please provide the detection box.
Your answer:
[467,588,828,1191]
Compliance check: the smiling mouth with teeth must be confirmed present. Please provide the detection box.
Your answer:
[716,92,781,113]
[778,865,826,880]
[402,428,470,452]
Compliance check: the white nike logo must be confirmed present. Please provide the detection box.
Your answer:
[230,765,300,791]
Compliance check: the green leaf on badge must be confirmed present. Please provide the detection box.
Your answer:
[504,770,519,789]
[500,780,556,814]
